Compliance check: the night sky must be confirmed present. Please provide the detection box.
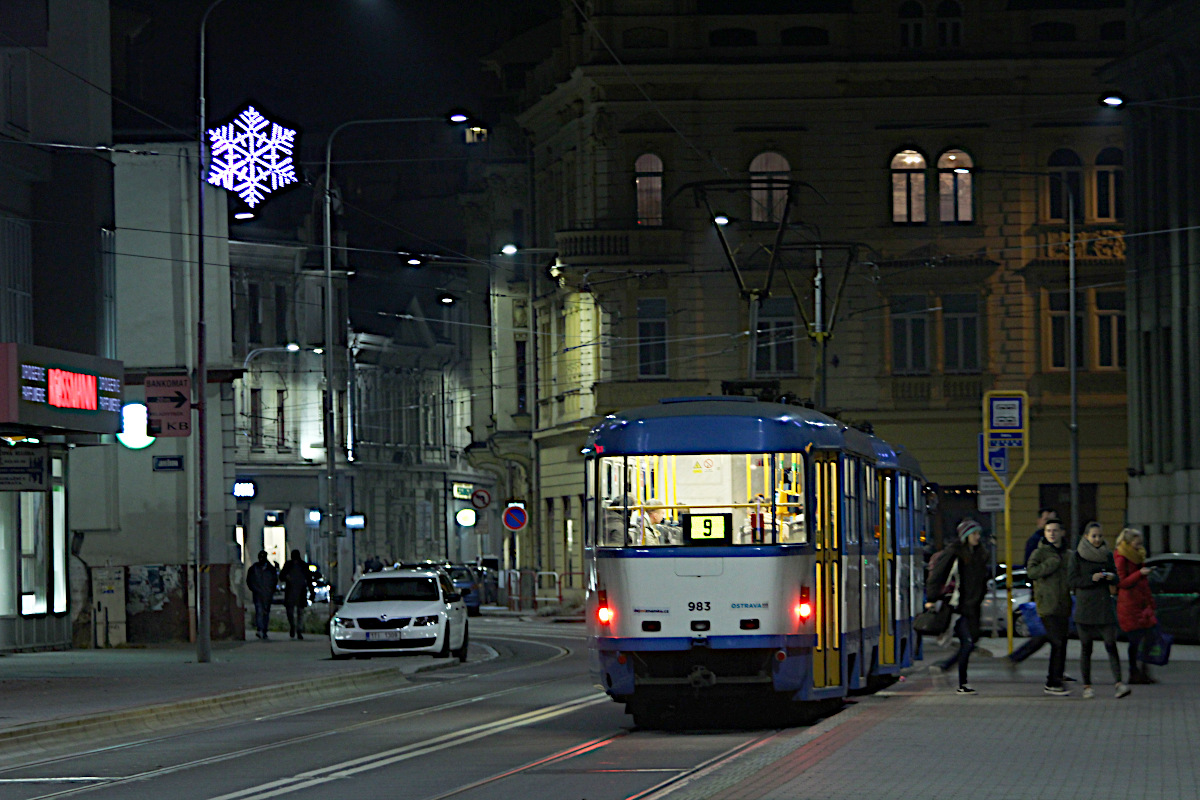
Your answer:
[112,0,557,331]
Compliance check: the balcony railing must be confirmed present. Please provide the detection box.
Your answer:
[555,227,684,266]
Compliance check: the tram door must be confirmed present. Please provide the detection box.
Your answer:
[879,472,896,666]
[813,453,841,688]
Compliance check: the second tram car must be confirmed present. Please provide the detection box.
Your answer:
[583,397,928,723]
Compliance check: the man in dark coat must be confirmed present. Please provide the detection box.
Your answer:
[279,549,314,640]
[246,550,278,640]
[1027,518,1073,695]
[1006,507,1060,667]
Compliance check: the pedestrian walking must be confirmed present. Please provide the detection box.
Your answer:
[279,550,314,640]
[246,550,278,640]
[1026,518,1072,695]
[1068,522,1130,699]
[927,518,990,694]
[1005,508,1057,666]
[1114,527,1159,684]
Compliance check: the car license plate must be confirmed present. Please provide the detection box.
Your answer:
[366,631,401,641]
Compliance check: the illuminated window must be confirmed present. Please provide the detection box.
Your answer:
[891,295,930,375]
[937,149,973,223]
[1047,149,1083,223]
[20,491,45,615]
[637,298,668,378]
[936,1,962,47]
[899,1,924,49]
[1095,147,1124,221]
[891,150,927,224]
[635,153,663,226]
[750,152,790,223]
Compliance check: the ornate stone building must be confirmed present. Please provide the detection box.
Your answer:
[502,0,1133,592]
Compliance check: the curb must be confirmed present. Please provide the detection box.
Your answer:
[0,657,462,755]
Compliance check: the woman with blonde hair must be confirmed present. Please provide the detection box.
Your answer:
[1114,527,1158,684]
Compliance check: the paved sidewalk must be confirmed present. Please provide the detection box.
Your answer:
[0,635,466,753]
[666,639,1200,800]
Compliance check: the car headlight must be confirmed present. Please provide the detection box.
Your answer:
[333,617,356,628]
[413,615,439,626]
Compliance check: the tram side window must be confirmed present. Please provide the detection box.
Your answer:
[842,456,859,545]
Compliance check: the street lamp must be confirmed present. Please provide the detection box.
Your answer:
[966,166,1080,543]
[322,113,481,564]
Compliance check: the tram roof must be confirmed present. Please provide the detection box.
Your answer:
[584,397,876,458]
[867,433,926,480]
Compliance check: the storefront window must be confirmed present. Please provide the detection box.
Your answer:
[21,491,46,615]
[53,484,65,613]
[0,494,15,615]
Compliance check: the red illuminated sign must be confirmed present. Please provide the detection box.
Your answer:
[48,368,97,411]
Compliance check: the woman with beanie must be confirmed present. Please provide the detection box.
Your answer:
[1067,522,1130,699]
[927,518,990,694]
[1115,527,1158,684]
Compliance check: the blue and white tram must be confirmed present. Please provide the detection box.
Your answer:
[582,397,926,722]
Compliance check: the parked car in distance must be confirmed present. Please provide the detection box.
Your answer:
[447,565,482,616]
[330,567,468,661]
[1145,553,1200,643]
[980,566,1033,637]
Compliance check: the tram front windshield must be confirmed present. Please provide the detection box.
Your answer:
[591,453,807,547]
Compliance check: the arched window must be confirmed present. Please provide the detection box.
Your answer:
[750,152,791,223]
[634,153,664,226]
[936,1,962,47]
[899,1,924,49]
[937,149,973,223]
[781,26,830,46]
[891,149,927,224]
[1095,147,1123,221]
[1048,149,1083,222]
[710,28,757,47]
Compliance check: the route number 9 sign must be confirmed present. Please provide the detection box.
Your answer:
[681,513,731,546]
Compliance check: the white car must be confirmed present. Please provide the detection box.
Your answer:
[980,566,1033,637]
[330,567,469,661]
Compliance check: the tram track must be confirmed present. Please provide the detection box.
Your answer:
[0,634,584,799]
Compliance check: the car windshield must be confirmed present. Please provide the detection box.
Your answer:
[346,577,439,603]
[448,567,473,582]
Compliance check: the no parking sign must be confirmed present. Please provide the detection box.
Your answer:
[503,503,528,531]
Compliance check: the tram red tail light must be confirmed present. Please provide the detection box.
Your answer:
[797,587,812,620]
[597,590,613,625]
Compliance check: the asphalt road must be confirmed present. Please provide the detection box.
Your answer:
[0,620,782,800]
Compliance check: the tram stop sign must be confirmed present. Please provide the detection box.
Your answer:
[502,503,528,531]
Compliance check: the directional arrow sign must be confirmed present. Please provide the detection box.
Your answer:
[145,374,191,437]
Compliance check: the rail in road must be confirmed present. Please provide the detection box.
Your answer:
[1,623,1196,800]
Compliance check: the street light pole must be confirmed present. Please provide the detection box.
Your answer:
[194,0,231,665]
[1068,191,1078,543]
[321,115,463,564]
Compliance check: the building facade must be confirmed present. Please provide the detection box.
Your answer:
[507,0,1133,596]
[1106,0,1200,554]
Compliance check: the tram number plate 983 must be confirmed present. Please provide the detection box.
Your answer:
[681,512,732,546]
[688,601,711,611]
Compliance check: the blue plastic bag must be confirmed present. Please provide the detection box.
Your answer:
[1139,627,1173,666]
[1017,599,1076,638]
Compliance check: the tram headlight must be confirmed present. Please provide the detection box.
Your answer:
[597,590,614,625]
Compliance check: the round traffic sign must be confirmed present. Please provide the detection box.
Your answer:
[471,488,492,509]
[502,504,528,531]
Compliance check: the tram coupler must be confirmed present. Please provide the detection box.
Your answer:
[687,665,718,688]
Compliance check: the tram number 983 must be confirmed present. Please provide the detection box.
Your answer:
[688,601,711,611]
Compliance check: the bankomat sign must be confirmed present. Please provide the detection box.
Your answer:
[0,343,123,433]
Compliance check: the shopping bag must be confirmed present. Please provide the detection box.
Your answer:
[914,601,952,635]
[1018,602,1046,638]
[1139,627,1173,666]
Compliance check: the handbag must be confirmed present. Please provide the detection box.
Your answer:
[914,600,952,635]
[1139,626,1173,666]
[1018,601,1046,638]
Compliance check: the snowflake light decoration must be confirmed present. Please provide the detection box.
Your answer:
[206,106,298,207]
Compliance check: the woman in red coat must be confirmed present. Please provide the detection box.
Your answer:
[1114,528,1157,684]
